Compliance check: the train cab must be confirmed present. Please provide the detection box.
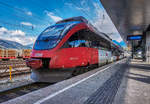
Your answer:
[26,16,122,82]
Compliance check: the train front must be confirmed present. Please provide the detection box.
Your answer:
[26,21,81,82]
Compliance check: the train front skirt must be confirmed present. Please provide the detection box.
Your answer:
[31,68,75,83]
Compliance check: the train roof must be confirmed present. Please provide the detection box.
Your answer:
[56,17,110,41]
[56,16,123,52]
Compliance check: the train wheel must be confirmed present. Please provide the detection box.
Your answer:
[72,67,87,76]
[106,60,109,64]
[72,69,78,76]
[84,68,89,72]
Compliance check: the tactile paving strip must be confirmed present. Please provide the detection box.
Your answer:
[84,63,127,104]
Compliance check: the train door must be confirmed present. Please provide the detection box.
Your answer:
[106,51,111,63]
[98,49,105,65]
[102,50,105,64]
[65,38,90,67]
[53,41,90,68]
[103,50,107,64]
[88,42,98,65]
[98,50,102,66]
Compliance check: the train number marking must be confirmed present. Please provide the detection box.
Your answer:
[35,53,43,57]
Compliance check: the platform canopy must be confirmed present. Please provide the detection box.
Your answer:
[100,0,150,42]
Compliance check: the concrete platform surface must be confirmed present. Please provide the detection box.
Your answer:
[2,59,127,104]
[113,59,150,104]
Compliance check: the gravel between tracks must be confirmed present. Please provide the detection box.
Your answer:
[0,73,34,92]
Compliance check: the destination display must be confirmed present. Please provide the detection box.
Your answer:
[127,35,142,40]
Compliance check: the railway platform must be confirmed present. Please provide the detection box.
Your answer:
[2,58,150,104]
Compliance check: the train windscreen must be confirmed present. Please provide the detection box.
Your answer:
[34,21,81,50]
[34,24,66,50]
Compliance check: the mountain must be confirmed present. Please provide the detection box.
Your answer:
[0,39,32,49]
[24,43,34,49]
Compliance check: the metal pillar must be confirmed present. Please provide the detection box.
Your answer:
[142,32,146,61]
[146,31,150,63]
[131,41,134,58]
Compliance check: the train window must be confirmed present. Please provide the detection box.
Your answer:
[34,24,67,50]
[63,29,90,48]
[91,41,100,48]
[68,40,89,47]
[40,24,65,38]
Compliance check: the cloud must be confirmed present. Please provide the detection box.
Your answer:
[0,27,17,37]
[81,0,86,5]
[75,7,90,13]
[0,27,25,36]
[0,27,7,32]
[92,2,123,43]
[26,11,32,16]
[64,1,123,43]
[65,1,90,15]
[45,11,62,22]
[21,22,34,27]
[64,2,73,7]
[10,30,25,36]
[0,27,36,45]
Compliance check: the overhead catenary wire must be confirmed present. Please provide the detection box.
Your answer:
[0,12,48,27]
[0,19,33,31]
[0,1,57,31]
[0,1,51,25]
[0,21,48,32]
[69,0,93,22]
[0,16,49,31]
[0,17,35,31]
[30,0,63,22]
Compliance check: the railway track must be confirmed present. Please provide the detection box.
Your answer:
[0,67,95,103]
[0,82,52,103]
[0,59,26,65]
[0,59,31,77]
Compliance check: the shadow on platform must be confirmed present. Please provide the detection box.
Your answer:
[127,72,150,84]
[129,64,150,72]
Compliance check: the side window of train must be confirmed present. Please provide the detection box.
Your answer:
[61,42,71,48]
[68,40,76,47]
[68,40,88,47]
[62,29,91,48]
[61,39,87,48]
[91,41,99,48]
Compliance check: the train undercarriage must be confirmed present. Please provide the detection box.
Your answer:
[31,62,104,83]
[31,68,75,83]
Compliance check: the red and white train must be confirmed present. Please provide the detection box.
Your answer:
[26,16,124,82]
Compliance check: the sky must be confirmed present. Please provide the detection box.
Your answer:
[0,0,126,47]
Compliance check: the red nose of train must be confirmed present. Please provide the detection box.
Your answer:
[26,58,43,69]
